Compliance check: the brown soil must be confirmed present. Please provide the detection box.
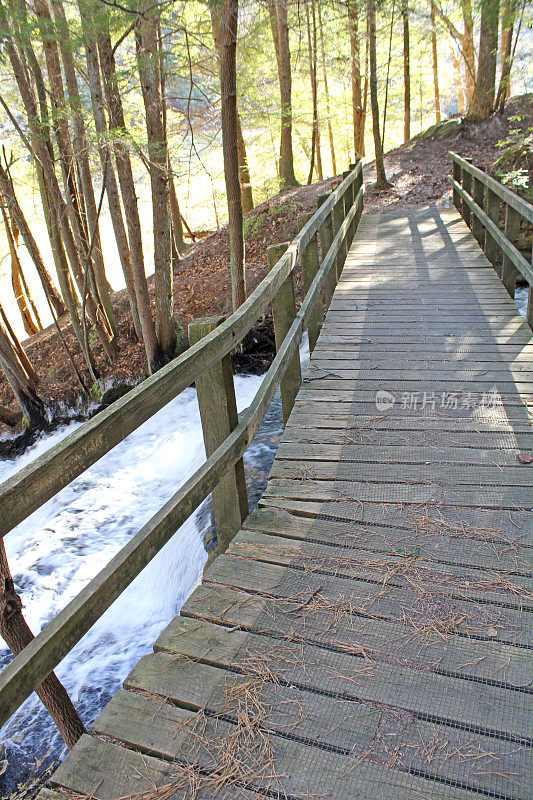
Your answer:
[363,94,532,211]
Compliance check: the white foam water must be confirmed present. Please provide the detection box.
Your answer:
[0,336,309,796]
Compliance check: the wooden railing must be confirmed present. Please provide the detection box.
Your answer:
[0,162,364,729]
[448,152,533,326]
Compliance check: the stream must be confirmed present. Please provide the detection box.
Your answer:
[0,336,309,798]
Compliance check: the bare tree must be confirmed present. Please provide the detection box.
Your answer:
[136,1,176,360]
[495,0,517,111]
[430,0,441,122]
[466,0,500,121]
[402,0,411,141]
[368,0,389,188]
[220,0,246,310]
[0,540,86,748]
[317,1,337,173]
[306,0,322,183]
[268,0,298,187]
[348,0,365,158]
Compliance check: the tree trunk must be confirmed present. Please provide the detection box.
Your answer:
[168,160,186,254]
[466,0,500,121]
[49,0,116,337]
[317,0,336,174]
[430,0,441,123]
[381,0,396,149]
[2,205,40,336]
[368,0,389,188]
[0,306,44,425]
[306,0,322,183]
[78,2,142,341]
[402,0,410,142]
[348,0,364,158]
[495,0,516,111]
[2,4,117,364]
[136,6,176,361]
[0,541,86,748]
[220,0,246,311]
[461,0,476,104]
[236,116,255,213]
[96,8,162,371]
[209,5,254,213]
[270,0,298,188]
[451,46,466,114]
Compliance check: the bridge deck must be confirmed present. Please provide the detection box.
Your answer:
[46,208,533,800]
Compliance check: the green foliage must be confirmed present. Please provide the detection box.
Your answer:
[173,317,188,356]
[494,126,532,198]
[243,210,267,240]
[90,380,103,402]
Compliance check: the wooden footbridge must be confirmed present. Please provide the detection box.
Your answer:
[2,156,533,800]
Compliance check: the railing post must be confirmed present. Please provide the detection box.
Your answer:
[354,159,363,227]
[268,243,302,425]
[333,173,348,277]
[298,212,323,353]
[462,158,472,227]
[501,203,521,298]
[484,185,501,272]
[317,193,336,309]
[452,158,461,212]
[472,177,485,245]
[343,169,355,248]
[527,258,533,330]
[188,316,248,553]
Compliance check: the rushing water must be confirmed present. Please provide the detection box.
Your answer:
[0,337,309,797]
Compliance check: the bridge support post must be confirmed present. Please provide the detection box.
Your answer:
[299,212,323,353]
[317,194,336,309]
[502,205,521,298]
[269,243,302,425]
[343,171,354,249]
[462,159,472,227]
[452,160,461,211]
[484,187,501,274]
[354,159,363,229]
[188,317,248,553]
[472,178,485,245]
[334,179,348,278]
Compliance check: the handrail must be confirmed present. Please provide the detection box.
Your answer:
[0,165,364,728]
[450,152,533,224]
[0,164,361,541]
[449,179,533,286]
[448,152,533,325]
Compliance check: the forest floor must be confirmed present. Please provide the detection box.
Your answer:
[0,94,531,445]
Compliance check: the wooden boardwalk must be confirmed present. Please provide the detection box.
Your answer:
[45,207,532,800]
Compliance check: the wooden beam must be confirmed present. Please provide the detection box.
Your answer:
[189,317,248,553]
[269,243,302,424]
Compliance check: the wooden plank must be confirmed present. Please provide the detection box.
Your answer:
[270,458,533,487]
[262,475,533,511]
[87,690,493,800]
[51,734,264,800]
[287,407,533,430]
[202,553,531,639]
[226,528,533,596]
[281,425,533,450]
[155,614,531,710]
[259,494,533,541]
[243,506,533,567]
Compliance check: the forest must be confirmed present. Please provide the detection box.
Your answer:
[0,0,529,437]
